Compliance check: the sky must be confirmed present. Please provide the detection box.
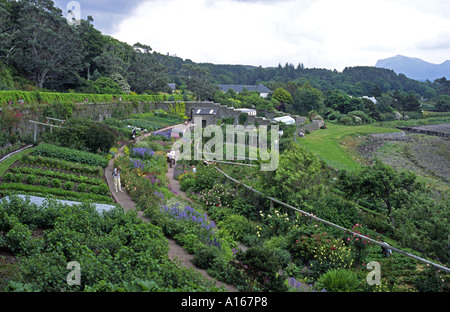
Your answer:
[54,0,450,71]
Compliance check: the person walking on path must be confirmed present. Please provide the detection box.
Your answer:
[166,150,175,168]
[113,167,123,192]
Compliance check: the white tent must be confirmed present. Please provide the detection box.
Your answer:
[273,116,296,125]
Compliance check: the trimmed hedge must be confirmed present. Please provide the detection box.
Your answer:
[33,144,109,168]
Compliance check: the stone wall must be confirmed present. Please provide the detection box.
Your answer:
[369,131,408,141]
[9,101,279,147]
[185,101,274,126]
[298,119,324,135]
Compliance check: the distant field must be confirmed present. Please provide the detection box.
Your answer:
[298,123,401,171]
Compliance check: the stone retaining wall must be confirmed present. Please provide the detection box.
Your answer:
[6,101,281,148]
[399,125,450,138]
[369,131,408,140]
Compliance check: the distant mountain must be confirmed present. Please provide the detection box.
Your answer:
[375,55,450,81]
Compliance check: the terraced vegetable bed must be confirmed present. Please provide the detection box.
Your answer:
[0,148,113,204]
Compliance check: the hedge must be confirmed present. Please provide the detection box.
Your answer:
[0,90,183,106]
[33,143,109,168]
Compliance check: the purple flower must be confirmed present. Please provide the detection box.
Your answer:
[131,147,155,160]
[133,159,145,170]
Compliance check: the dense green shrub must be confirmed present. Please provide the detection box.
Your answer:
[51,178,61,188]
[173,233,203,254]
[217,214,255,242]
[63,181,74,191]
[2,172,13,182]
[0,196,216,292]
[5,217,34,256]
[25,174,37,185]
[234,246,287,292]
[88,184,110,196]
[76,183,88,192]
[39,177,49,186]
[11,173,24,183]
[180,178,196,192]
[414,267,445,292]
[193,163,219,192]
[339,115,353,125]
[305,193,360,230]
[85,123,116,153]
[193,245,223,270]
[315,269,360,292]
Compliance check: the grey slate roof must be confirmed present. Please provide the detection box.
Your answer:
[192,108,218,115]
[218,84,272,94]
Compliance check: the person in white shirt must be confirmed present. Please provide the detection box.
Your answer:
[166,150,175,168]
[112,167,123,192]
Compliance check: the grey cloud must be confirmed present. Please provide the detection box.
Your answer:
[416,32,450,51]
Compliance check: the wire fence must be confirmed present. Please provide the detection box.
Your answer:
[205,159,450,274]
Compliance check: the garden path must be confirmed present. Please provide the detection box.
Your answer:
[105,125,237,292]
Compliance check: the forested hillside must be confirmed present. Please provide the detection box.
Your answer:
[0,0,446,102]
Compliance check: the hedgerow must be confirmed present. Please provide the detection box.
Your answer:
[0,90,183,106]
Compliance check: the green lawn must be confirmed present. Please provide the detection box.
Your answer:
[298,123,401,171]
[0,147,35,176]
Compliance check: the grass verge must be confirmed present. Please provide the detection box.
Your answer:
[0,147,35,177]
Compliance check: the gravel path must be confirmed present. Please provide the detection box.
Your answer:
[105,125,237,292]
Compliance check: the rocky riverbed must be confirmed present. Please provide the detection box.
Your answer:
[357,130,450,184]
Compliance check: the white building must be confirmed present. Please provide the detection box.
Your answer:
[273,115,296,125]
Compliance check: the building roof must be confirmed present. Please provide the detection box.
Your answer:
[218,84,272,94]
[273,115,296,125]
[192,108,217,115]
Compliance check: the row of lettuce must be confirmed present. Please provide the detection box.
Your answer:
[0,145,111,204]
